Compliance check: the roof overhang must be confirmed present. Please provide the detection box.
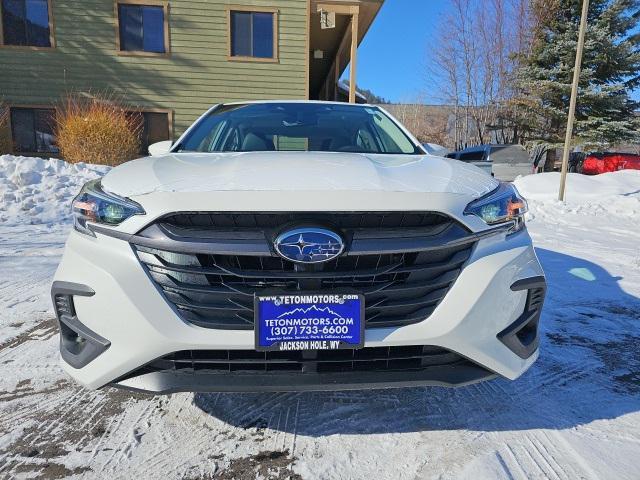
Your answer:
[308,0,383,99]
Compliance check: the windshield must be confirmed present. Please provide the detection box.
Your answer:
[176,103,421,154]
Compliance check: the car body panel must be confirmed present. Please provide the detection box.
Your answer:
[101,151,499,198]
[490,145,533,181]
[582,152,640,175]
[422,143,450,157]
[448,144,533,181]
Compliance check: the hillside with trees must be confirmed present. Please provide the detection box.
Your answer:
[425,0,640,151]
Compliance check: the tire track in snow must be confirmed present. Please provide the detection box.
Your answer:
[121,393,302,478]
[544,430,601,480]
[290,398,300,459]
[0,386,93,478]
[501,444,534,480]
[88,402,124,461]
[109,397,236,479]
[72,394,117,452]
[0,380,72,425]
[0,319,57,355]
[99,399,157,473]
[494,451,517,480]
[521,435,564,480]
[96,399,139,473]
[529,434,571,479]
[518,362,590,396]
[495,430,599,480]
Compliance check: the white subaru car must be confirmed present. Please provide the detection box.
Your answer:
[52,101,545,393]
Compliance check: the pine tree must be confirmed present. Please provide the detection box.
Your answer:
[513,0,640,148]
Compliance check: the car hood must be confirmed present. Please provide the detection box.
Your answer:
[101,151,498,198]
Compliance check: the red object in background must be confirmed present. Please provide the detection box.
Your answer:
[582,152,640,175]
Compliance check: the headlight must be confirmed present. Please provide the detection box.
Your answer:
[464,182,528,232]
[72,179,145,236]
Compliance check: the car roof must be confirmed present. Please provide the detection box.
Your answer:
[454,144,525,154]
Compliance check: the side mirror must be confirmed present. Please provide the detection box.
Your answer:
[148,140,173,156]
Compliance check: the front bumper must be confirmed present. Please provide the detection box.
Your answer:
[52,222,544,393]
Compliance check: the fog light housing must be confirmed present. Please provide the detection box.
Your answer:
[51,282,110,369]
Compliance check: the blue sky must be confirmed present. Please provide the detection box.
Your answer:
[347,0,640,103]
[343,0,451,103]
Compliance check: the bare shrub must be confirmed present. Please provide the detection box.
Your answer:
[55,94,142,165]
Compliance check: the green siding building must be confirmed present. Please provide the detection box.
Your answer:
[0,0,382,155]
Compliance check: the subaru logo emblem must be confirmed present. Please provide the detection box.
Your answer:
[274,228,344,264]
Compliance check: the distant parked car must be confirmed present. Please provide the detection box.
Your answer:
[568,151,586,173]
[446,144,533,181]
[582,152,640,175]
[421,143,450,157]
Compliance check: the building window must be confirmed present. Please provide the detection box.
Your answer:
[117,2,168,54]
[128,111,171,153]
[228,8,277,60]
[10,107,57,153]
[1,0,53,47]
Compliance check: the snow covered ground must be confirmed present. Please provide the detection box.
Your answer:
[0,156,639,479]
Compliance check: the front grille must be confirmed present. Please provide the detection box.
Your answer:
[133,345,468,375]
[131,212,477,329]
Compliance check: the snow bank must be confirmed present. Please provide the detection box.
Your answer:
[515,170,640,200]
[515,170,640,220]
[0,155,110,226]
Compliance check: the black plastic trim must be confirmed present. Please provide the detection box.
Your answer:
[51,281,110,369]
[498,277,547,359]
[111,363,497,393]
[50,281,95,298]
[510,275,546,291]
[347,223,509,255]
[57,314,111,369]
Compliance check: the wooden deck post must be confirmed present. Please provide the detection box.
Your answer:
[334,50,340,100]
[349,12,359,103]
[316,2,361,102]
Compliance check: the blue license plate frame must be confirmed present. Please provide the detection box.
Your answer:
[254,293,365,351]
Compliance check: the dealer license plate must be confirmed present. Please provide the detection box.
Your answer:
[255,293,364,351]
